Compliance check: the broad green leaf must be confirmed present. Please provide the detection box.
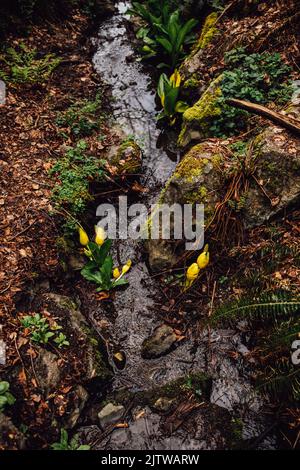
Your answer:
[176,18,198,50]
[113,278,129,288]
[164,87,179,115]
[156,37,172,55]
[0,396,8,408]
[0,381,9,394]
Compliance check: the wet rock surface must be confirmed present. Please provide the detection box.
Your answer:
[141,325,178,359]
[98,403,125,429]
[147,142,222,271]
[178,75,223,148]
[93,2,178,185]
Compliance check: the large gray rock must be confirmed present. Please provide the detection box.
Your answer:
[178,75,223,148]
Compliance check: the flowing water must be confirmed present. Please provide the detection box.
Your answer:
[79,2,277,449]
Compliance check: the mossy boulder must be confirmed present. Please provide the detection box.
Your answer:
[195,12,219,51]
[147,143,223,271]
[178,75,223,148]
[108,140,142,176]
[179,13,218,82]
[243,116,300,227]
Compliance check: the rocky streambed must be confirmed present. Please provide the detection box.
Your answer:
[73,2,278,450]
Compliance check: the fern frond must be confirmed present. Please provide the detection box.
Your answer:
[212,291,300,324]
[258,358,300,402]
[266,318,300,352]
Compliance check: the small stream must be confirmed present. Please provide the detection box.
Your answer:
[79,2,277,450]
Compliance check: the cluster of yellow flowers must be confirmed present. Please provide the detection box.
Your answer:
[79,225,106,247]
[185,244,210,288]
[78,225,132,282]
[112,260,132,281]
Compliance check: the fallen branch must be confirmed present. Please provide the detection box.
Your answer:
[225,98,300,137]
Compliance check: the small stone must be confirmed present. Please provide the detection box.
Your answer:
[141,324,177,359]
[153,397,175,412]
[65,385,89,429]
[98,403,125,429]
[67,254,85,271]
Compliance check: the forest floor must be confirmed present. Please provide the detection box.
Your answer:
[0,11,120,449]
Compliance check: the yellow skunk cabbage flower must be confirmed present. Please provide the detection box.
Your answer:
[161,94,165,108]
[95,225,106,246]
[186,262,200,282]
[197,244,210,270]
[122,260,132,275]
[79,227,89,246]
[170,70,181,88]
[113,267,121,279]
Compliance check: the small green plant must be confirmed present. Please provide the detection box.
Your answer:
[20,314,55,344]
[50,140,107,226]
[54,333,70,349]
[20,313,69,347]
[157,70,188,123]
[51,429,90,450]
[56,94,102,138]
[0,42,61,84]
[129,3,197,69]
[210,48,293,136]
[79,226,131,292]
[0,381,16,412]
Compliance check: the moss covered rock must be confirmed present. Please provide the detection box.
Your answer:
[195,12,219,51]
[147,143,223,271]
[108,139,142,176]
[179,13,218,82]
[178,75,223,148]
[45,293,112,382]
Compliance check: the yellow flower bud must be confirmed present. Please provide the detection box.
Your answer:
[122,260,132,275]
[186,263,200,281]
[78,227,89,246]
[197,244,210,270]
[95,225,106,246]
[113,267,121,279]
[170,70,181,88]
